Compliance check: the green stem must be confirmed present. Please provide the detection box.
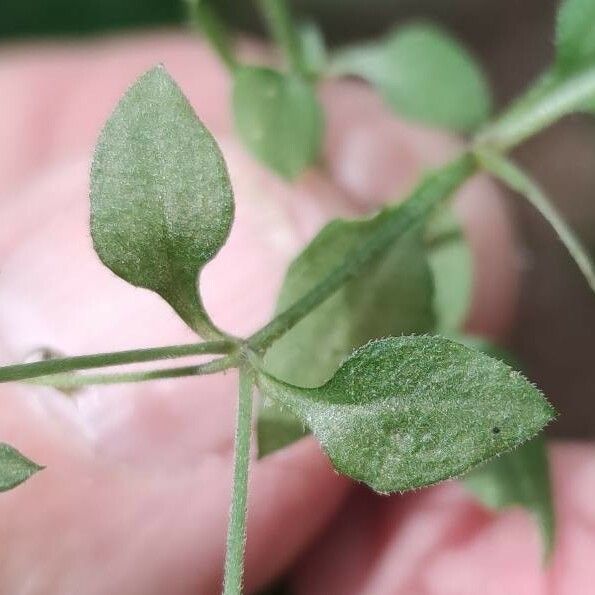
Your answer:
[257,0,306,75]
[186,0,237,71]
[477,66,595,152]
[172,284,232,342]
[249,153,477,351]
[0,340,235,384]
[28,353,238,389]
[223,364,254,595]
[477,149,595,294]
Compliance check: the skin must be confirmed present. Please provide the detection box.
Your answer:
[0,32,592,595]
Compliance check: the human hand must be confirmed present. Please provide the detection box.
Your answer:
[0,34,587,595]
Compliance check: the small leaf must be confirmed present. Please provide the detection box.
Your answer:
[465,436,554,561]
[257,400,307,459]
[257,215,435,457]
[425,208,473,332]
[257,336,555,493]
[91,66,234,338]
[331,24,491,132]
[233,66,323,178]
[556,0,595,74]
[0,443,43,492]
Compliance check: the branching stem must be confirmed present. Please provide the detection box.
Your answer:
[28,353,239,389]
[0,340,236,384]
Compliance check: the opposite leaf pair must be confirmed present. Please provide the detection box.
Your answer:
[0,50,567,593]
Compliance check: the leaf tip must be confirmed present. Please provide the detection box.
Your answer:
[0,443,45,493]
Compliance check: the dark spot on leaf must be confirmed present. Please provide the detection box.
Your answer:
[492,427,501,434]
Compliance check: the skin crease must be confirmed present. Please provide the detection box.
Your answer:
[0,32,593,595]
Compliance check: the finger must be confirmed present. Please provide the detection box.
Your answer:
[0,383,347,594]
[320,80,520,339]
[1,29,521,502]
[291,442,595,595]
[0,33,233,197]
[0,34,520,473]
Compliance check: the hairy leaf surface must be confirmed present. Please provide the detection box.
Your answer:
[91,66,234,337]
[0,444,43,492]
[258,336,555,493]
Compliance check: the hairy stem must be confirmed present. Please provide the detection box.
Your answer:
[0,340,236,384]
[477,66,595,151]
[223,364,254,595]
[249,153,477,351]
[28,353,238,389]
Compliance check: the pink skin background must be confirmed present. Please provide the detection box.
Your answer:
[0,31,593,595]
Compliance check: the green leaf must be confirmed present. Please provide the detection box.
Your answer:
[0,443,43,492]
[554,0,595,111]
[425,208,473,332]
[249,154,475,351]
[257,336,555,493]
[556,0,595,74]
[465,436,554,561]
[90,66,234,339]
[233,66,323,178]
[257,215,435,457]
[256,401,308,459]
[331,24,491,132]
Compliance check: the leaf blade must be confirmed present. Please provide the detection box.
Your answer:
[331,24,491,132]
[90,66,234,338]
[425,207,473,332]
[258,336,555,493]
[233,66,323,178]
